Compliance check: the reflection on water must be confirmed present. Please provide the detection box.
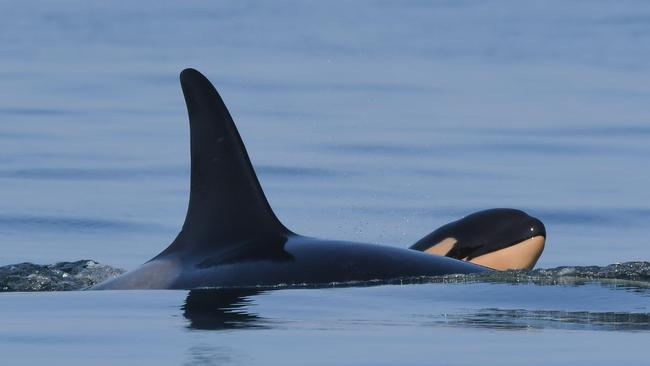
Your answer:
[182,286,650,333]
[183,289,266,330]
[185,344,246,366]
[430,309,650,332]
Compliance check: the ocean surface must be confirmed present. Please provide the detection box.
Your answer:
[1,0,649,364]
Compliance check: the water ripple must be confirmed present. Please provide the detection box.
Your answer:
[0,166,184,181]
[0,215,151,233]
[428,308,650,331]
[257,165,348,178]
[535,208,650,227]
[0,108,74,116]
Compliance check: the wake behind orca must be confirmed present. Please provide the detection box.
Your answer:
[92,69,546,290]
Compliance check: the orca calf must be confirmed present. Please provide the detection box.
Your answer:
[92,69,545,290]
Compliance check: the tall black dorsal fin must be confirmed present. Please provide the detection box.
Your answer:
[160,69,291,255]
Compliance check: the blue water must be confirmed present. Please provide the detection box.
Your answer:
[1,1,649,364]
[1,284,649,365]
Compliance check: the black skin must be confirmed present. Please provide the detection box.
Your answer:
[410,208,546,260]
[92,69,542,290]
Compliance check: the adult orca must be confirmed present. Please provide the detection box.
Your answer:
[92,69,545,290]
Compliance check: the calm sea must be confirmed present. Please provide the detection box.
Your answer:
[0,1,649,364]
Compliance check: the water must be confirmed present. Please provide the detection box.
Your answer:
[1,0,649,364]
[1,284,649,365]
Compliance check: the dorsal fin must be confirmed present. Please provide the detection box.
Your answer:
[159,68,291,255]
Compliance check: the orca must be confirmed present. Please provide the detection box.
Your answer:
[410,208,545,271]
[92,69,545,290]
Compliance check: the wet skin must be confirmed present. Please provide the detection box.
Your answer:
[92,69,545,290]
[411,208,546,271]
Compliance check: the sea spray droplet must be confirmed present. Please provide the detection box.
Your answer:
[0,260,125,291]
[0,261,648,292]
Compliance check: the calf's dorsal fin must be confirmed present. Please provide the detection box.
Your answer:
[159,69,291,256]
